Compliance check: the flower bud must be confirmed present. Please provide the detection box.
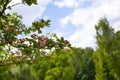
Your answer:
[31,34,37,38]
[64,40,69,44]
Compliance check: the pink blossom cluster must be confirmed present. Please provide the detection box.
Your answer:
[38,35,48,46]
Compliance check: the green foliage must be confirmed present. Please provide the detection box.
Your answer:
[22,0,37,6]
[0,66,13,80]
[1,0,120,80]
[108,31,120,79]
[94,17,120,80]
[72,47,95,80]
[8,64,38,80]
[32,49,75,80]
[94,18,113,80]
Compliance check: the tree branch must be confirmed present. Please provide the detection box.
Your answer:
[0,0,11,16]
[8,2,23,8]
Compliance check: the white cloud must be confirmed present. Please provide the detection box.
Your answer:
[9,0,52,24]
[60,0,120,48]
[112,21,120,32]
[9,0,21,5]
[60,16,71,26]
[68,29,96,48]
[54,0,93,8]
[54,0,79,8]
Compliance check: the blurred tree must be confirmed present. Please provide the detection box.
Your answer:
[8,64,38,80]
[72,47,95,80]
[33,49,75,80]
[108,31,120,79]
[93,18,115,80]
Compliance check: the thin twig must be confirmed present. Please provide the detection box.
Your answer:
[8,2,23,8]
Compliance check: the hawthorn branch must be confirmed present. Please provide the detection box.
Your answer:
[8,2,23,8]
[0,0,11,16]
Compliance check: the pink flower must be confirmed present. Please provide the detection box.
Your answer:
[16,51,21,55]
[31,34,37,38]
[15,52,22,59]
[38,35,48,46]
[64,40,69,44]
[19,38,25,42]
[38,39,47,46]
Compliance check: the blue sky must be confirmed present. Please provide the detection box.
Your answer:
[9,0,120,48]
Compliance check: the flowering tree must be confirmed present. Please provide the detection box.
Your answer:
[0,0,74,79]
[0,0,71,66]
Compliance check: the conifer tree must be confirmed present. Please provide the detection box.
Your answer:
[94,18,115,80]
